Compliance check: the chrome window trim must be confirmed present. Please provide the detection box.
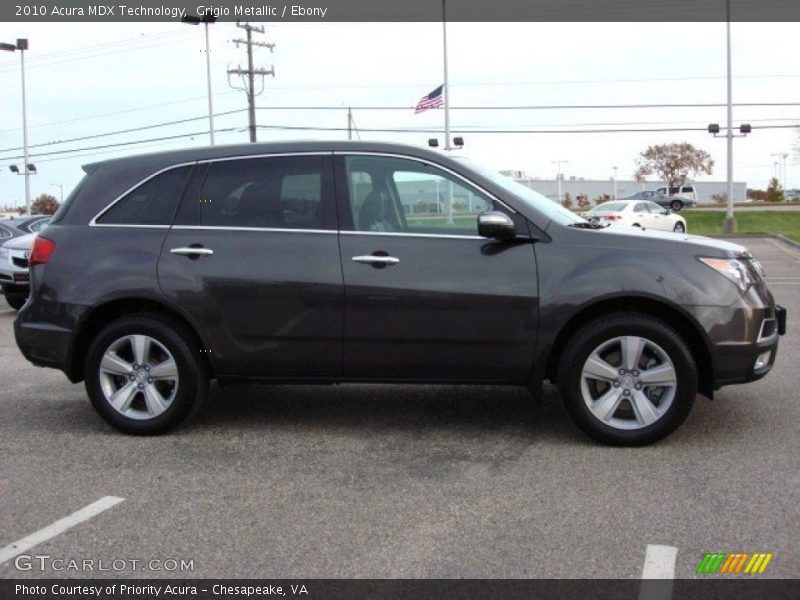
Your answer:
[171,225,337,235]
[339,230,484,241]
[89,151,333,228]
[333,150,517,215]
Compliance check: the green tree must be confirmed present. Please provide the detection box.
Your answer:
[634,143,714,189]
[765,177,785,203]
[31,193,60,215]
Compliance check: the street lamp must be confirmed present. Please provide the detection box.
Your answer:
[182,14,217,146]
[1,38,31,215]
[612,166,618,201]
[552,160,568,204]
[51,183,63,203]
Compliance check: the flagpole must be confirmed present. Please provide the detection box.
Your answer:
[442,0,451,150]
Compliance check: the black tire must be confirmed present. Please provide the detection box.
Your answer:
[673,222,686,233]
[670,199,683,211]
[557,313,697,446]
[84,314,208,435]
[4,290,27,311]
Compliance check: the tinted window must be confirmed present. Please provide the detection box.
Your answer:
[344,155,495,235]
[96,166,191,225]
[681,185,695,193]
[0,225,12,239]
[176,156,330,229]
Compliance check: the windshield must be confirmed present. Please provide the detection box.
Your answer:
[455,158,584,226]
[590,202,627,213]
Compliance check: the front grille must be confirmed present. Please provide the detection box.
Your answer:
[12,257,28,268]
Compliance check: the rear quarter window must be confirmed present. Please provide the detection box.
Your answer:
[95,166,192,226]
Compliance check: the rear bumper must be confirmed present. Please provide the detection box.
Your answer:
[14,318,76,374]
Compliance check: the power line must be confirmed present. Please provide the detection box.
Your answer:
[2,122,797,162]
[253,102,800,110]
[0,109,247,153]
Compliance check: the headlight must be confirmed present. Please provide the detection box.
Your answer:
[698,257,756,291]
[0,247,8,260]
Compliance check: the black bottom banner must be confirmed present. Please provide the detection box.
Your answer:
[2,579,799,600]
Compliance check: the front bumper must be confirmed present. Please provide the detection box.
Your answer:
[0,250,30,292]
[712,304,786,388]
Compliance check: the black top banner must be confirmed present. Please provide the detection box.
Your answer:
[3,0,800,22]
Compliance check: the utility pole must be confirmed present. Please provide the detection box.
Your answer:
[228,22,274,143]
[612,166,618,201]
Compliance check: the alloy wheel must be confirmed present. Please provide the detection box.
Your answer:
[98,334,179,420]
[580,336,677,430]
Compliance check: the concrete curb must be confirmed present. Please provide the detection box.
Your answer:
[710,233,800,251]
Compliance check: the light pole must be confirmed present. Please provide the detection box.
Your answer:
[2,38,31,214]
[771,152,789,186]
[612,166,618,201]
[50,183,63,203]
[182,14,217,145]
[552,160,568,204]
[723,1,735,233]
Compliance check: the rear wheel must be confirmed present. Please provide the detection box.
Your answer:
[558,313,697,446]
[84,314,208,434]
[673,222,686,233]
[4,290,27,310]
[670,199,683,211]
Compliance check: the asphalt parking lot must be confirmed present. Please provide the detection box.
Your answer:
[1,236,798,580]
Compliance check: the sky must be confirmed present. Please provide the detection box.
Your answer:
[0,21,798,209]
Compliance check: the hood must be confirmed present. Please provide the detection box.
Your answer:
[589,224,751,258]
[2,232,36,251]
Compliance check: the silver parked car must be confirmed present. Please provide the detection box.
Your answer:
[0,232,35,310]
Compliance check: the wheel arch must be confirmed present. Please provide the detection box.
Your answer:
[67,297,213,383]
[542,295,714,399]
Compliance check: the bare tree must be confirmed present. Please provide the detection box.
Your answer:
[634,143,714,189]
[31,193,60,215]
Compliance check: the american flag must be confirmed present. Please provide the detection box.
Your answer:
[414,85,444,114]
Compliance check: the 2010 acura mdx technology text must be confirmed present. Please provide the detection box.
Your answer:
[14,141,786,445]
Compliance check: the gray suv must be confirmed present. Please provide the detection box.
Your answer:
[14,141,785,445]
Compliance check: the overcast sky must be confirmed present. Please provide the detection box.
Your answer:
[0,21,798,208]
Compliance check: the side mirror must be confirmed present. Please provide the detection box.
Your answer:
[662,209,671,215]
[478,211,516,240]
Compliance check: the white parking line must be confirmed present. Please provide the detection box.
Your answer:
[0,496,124,564]
[639,544,677,600]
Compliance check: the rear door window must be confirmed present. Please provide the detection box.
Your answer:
[175,155,334,230]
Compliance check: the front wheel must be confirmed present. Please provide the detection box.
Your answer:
[558,313,697,446]
[84,314,208,435]
[4,290,27,310]
[673,222,686,233]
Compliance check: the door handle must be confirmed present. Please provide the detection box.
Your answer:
[352,255,399,266]
[170,247,214,257]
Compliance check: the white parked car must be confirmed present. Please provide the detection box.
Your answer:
[583,200,687,233]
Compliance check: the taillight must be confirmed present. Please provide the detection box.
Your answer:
[605,215,621,221]
[29,236,56,266]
